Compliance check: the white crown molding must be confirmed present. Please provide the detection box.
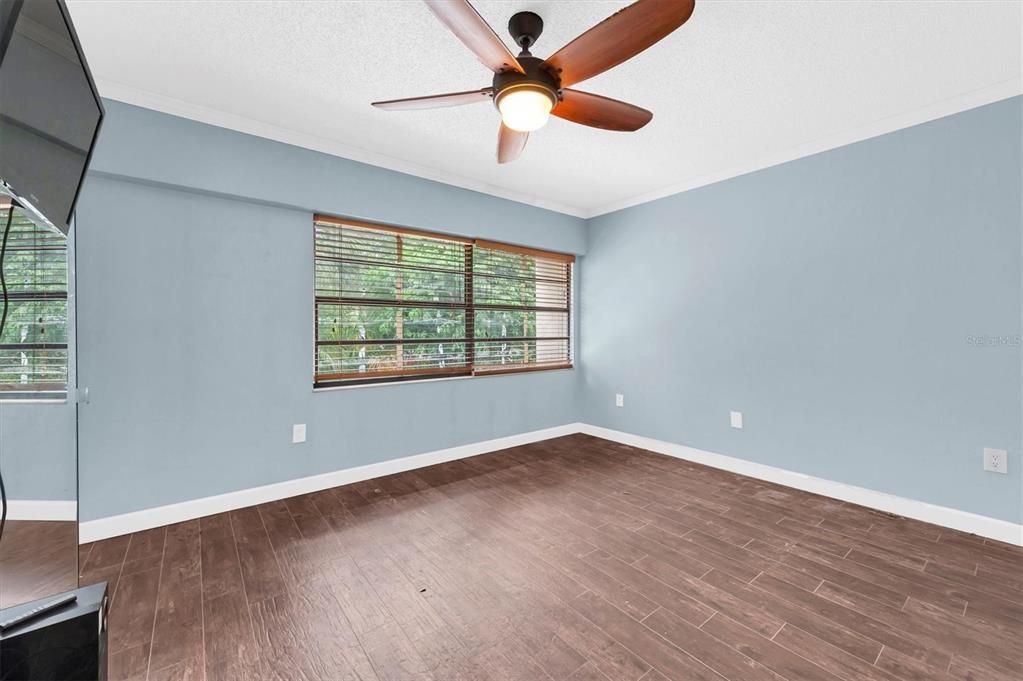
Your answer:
[6,499,77,521]
[92,78,589,219]
[79,423,584,543]
[585,79,1023,218]
[80,423,1021,547]
[579,424,1023,547]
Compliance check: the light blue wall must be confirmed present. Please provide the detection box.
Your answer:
[0,404,76,500]
[9,97,1021,527]
[581,97,1022,524]
[88,101,587,255]
[72,101,586,521]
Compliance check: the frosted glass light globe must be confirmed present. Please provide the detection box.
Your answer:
[498,88,555,132]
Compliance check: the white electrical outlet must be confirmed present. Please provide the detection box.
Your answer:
[730,411,743,429]
[292,424,307,444]
[615,394,624,407]
[983,448,1007,474]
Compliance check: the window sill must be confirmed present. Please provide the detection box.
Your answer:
[313,365,575,393]
[0,395,68,404]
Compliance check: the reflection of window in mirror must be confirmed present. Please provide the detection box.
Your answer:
[0,205,68,400]
[0,201,77,612]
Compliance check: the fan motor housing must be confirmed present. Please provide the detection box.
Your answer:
[492,56,561,110]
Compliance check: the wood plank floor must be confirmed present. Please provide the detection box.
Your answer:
[0,519,78,609]
[78,434,1023,681]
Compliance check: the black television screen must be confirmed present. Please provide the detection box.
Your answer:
[0,0,103,234]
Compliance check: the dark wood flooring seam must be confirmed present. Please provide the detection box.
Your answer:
[198,523,208,681]
[141,527,168,680]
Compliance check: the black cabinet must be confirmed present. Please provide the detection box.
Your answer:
[0,582,108,680]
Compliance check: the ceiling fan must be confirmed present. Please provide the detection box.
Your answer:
[371,0,696,163]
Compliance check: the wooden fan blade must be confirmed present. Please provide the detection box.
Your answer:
[543,0,695,87]
[424,0,525,74]
[552,89,652,131]
[373,88,493,111]
[497,123,528,164]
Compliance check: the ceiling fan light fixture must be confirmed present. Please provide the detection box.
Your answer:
[373,1,697,162]
[495,84,556,132]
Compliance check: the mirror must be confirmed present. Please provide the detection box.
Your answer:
[0,201,78,610]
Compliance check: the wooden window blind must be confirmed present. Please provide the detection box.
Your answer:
[0,203,68,397]
[314,216,573,387]
[471,240,572,375]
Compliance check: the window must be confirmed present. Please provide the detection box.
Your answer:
[0,203,69,398]
[314,215,573,387]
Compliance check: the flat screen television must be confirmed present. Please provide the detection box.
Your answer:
[0,0,103,234]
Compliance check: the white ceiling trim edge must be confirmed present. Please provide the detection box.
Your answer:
[586,78,1023,218]
[93,77,589,219]
[96,77,1020,221]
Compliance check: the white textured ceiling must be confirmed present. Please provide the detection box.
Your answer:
[66,1,1021,217]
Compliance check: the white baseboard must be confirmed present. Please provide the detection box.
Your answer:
[5,500,77,521]
[79,423,584,543]
[579,424,1023,547]
[79,422,1022,547]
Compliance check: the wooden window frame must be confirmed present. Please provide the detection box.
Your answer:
[313,215,574,388]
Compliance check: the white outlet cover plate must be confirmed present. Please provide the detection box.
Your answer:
[730,411,743,429]
[983,447,1007,474]
[615,394,624,408]
[293,423,307,444]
